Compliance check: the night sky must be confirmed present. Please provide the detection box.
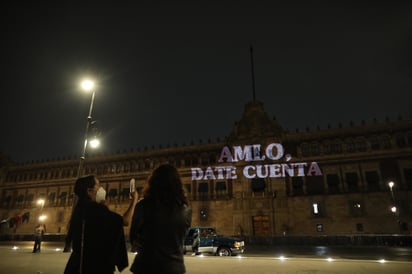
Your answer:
[1,2,411,163]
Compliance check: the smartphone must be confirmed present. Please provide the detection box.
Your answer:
[129,178,135,199]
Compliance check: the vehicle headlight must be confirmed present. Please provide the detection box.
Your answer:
[234,241,241,248]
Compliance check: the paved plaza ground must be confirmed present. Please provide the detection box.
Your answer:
[0,241,411,274]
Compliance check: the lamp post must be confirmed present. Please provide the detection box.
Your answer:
[77,79,96,177]
[388,181,402,234]
[36,199,45,211]
[388,181,395,201]
[36,199,46,224]
[388,181,397,215]
[63,79,98,253]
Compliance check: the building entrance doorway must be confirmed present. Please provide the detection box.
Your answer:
[252,215,270,236]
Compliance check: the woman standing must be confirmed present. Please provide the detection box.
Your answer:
[130,164,192,274]
[64,175,138,274]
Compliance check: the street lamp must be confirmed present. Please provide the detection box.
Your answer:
[64,79,99,253]
[77,79,97,177]
[36,199,45,211]
[38,215,47,222]
[388,181,395,201]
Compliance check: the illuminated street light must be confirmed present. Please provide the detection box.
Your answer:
[36,199,45,207]
[388,182,397,215]
[64,78,99,253]
[81,79,94,91]
[387,181,396,208]
[38,215,47,222]
[77,78,98,177]
[89,137,100,148]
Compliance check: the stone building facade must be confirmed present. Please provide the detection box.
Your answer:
[1,101,411,239]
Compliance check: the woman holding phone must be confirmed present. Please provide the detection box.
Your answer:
[129,164,192,274]
[64,175,138,274]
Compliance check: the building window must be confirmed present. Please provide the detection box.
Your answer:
[369,136,380,150]
[395,133,406,148]
[198,182,209,200]
[365,171,380,192]
[184,183,191,194]
[292,177,304,195]
[209,155,216,165]
[331,141,342,154]
[251,178,266,192]
[311,143,320,156]
[121,188,129,201]
[48,192,56,203]
[346,138,356,153]
[404,168,412,190]
[184,158,191,167]
[356,223,364,232]
[192,157,199,166]
[301,143,310,157]
[355,138,367,152]
[346,172,359,192]
[16,194,25,206]
[215,181,226,198]
[59,192,67,206]
[316,224,323,232]
[306,176,324,195]
[323,141,332,155]
[380,135,392,149]
[407,131,412,146]
[108,189,118,201]
[327,174,340,194]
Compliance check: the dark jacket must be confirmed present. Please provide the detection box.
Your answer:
[130,198,192,274]
[64,201,128,274]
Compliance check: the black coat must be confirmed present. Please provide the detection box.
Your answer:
[64,201,128,274]
[129,198,192,274]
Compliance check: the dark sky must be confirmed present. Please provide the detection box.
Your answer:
[1,1,412,163]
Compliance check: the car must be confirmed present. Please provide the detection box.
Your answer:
[183,227,245,256]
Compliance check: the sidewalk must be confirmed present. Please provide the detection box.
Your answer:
[1,242,412,274]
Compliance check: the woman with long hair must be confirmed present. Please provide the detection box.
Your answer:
[129,164,192,274]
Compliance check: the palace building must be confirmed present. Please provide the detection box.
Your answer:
[1,100,411,240]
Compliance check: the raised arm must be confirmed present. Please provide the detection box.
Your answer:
[122,191,139,226]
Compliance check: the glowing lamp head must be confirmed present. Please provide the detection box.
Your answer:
[38,215,47,222]
[81,79,94,91]
[89,138,100,148]
[388,181,394,189]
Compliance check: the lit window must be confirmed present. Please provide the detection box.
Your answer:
[313,203,319,214]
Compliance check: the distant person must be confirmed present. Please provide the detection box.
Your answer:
[32,223,46,253]
[192,229,200,255]
[129,164,192,274]
[64,175,138,274]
